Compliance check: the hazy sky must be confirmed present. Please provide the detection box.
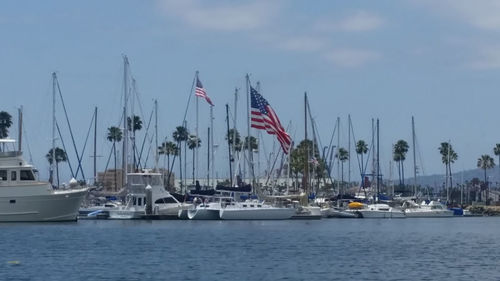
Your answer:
[2,0,500,184]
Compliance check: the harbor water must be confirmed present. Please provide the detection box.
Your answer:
[0,217,499,281]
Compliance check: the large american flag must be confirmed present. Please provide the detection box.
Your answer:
[195,77,214,106]
[250,87,291,154]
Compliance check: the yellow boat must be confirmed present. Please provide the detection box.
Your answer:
[348,202,364,209]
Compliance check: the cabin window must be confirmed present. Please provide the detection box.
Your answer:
[20,170,35,181]
[138,198,142,206]
[0,170,6,181]
[11,171,16,181]
[133,197,137,206]
[257,205,262,208]
[243,204,247,207]
[250,205,255,207]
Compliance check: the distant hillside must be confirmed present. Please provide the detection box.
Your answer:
[407,167,500,187]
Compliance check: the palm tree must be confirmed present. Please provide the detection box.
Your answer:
[494,144,500,178]
[355,140,368,173]
[107,126,122,191]
[46,147,67,187]
[0,111,13,151]
[187,135,201,183]
[439,142,458,190]
[393,140,409,186]
[172,126,189,190]
[477,154,495,205]
[336,147,349,185]
[127,115,142,170]
[243,136,258,152]
[225,128,242,153]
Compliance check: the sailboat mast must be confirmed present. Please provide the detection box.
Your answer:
[376,118,380,201]
[94,106,97,183]
[233,88,238,182]
[210,106,215,188]
[304,92,309,194]
[412,116,417,197]
[348,114,351,184]
[51,72,56,185]
[337,117,340,196]
[195,71,199,182]
[245,74,255,188]
[122,55,129,186]
[18,106,22,152]
[155,100,159,171]
[226,104,233,187]
[207,127,210,187]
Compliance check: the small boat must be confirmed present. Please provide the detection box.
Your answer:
[403,200,454,218]
[292,205,322,220]
[321,206,358,218]
[187,201,222,220]
[357,203,406,218]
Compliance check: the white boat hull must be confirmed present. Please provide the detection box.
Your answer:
[358,209,406,218]
[404,210,454,218]
[0,188,88,222]
[187,208,220,220]
[219,207,295,220]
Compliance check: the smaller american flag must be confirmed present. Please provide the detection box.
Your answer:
[195,77,214,106]
[250,87,291,154]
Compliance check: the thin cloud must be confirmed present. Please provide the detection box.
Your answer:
[158,0,278,31]
[324,49,380,68]
[315,11,385,32]
[419,0,500,31]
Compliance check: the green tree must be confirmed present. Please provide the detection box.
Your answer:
[0,111,13,142]
[225,128,242,152]
[159,141,178,177]
[336,147,349,185]
[494,143,500,178]
[439,142,458,190]
[173,126,189,190]
[355,140,368,174]
[46,147,67,187]
[107,126,122,191]
[393,140,409,186]
[187,135,201,183]
[127,115,142,170]
[289,139,326,191]
[477,154,495,205]
[243,136,258,152]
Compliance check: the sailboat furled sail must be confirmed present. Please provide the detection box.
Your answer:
[250,87,291,154]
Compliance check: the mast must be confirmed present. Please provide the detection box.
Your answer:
[233,88,238,182]
[348,114,351,184]
[337,117,340,196]
[18,107,22,152]
[122,55,129,186]
[207,127,210,187]
[371,118,375,190]
[376,118,380,201]
[51,72,56,186]
[210,106,215,187]
[245,74,255,189]
[94,107,97,183]
[155,100,159,171]
[412,116,417,197]
[195,71,199,182]
[226,104,233,187]
[303,92,309,194]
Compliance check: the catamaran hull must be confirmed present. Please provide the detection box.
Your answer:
[219,208,295,220]
[0,188,88,222]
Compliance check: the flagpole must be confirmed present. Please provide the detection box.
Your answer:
[245,74,255,191]
[210,105,215,188]
[195,71,199,184]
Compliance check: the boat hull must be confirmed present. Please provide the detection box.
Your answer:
[219,207,295,220]
[0,188,88,222]
[404,210,454,218]
[187,208,220,220]
[358,210,406,218]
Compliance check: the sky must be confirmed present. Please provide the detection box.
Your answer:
[2,0,500,185]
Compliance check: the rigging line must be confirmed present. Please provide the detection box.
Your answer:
[325,120,338,172]
[137,108,154,169]
[142,119,157,169]
[55,121,75,178]
[101,139,115,182]
[74,110,95,180]
[21,116,33,163]
[55,77,85,180]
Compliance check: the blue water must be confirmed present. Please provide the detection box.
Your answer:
[0,217,499,281]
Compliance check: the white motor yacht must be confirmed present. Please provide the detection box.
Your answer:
[0,139,88,222]
[219,200,295,220]
[357,203,406,218]
[107,171,191,219]
[403,200,454,218]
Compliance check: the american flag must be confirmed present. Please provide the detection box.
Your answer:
[250,87,291,154]
[195,77,214,106]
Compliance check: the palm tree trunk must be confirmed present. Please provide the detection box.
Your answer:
[449,163,453,191]
[397,161,401,186]
[341,161,344,195]
[402,160,405,186]
[178,141,183,192]
[484,168,488,205]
